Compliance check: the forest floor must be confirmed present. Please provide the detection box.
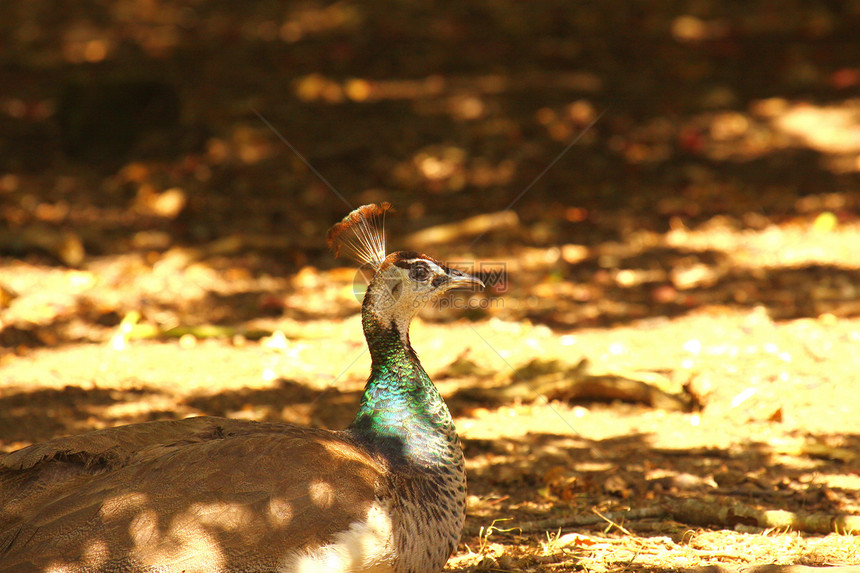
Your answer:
[2,1,860,571]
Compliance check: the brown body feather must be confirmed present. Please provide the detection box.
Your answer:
[0,417,387,572]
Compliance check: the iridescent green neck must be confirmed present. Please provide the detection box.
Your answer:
[349,306,460,470]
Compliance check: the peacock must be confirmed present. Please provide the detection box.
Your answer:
[0,203,483,573]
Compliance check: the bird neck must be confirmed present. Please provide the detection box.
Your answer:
[349,305,461,471]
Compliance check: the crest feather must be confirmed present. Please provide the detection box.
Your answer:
[327,203,392,268]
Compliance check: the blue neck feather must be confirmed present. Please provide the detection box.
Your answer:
[349,309,459,470]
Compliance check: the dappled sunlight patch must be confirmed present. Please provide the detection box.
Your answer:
[129,508,160,549]
[315,434,376,467]
[45,563,77,573]
[101,491,149,519]
[665,218,860,270]
[586,96,860,172]
[773,102,860,158]
[132,510,226,571]
[99,393,186,421]
[189,500,255,532]
[267,496,294,527]
[81,537,110,569]
[308,480,335,509]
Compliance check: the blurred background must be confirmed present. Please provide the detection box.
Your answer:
[1,0,860,333]
[2,2,860,568]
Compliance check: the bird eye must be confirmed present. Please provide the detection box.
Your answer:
[409,262,431,282]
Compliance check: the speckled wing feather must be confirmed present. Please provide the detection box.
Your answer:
[0,417,387,572]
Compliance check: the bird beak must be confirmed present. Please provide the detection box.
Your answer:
[441,267,485,291]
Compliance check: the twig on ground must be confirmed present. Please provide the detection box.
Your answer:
[465,497,860,538]
[669,497,860,535]
[592,507,633,535]
[463,507,666,536]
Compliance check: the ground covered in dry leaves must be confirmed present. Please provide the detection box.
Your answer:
[2,1,860,571]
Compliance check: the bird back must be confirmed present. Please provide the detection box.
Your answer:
[0,417,389,572]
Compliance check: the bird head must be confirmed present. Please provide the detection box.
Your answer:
[328,204,483,335]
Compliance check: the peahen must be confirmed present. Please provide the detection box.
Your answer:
[0,203,483,573]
